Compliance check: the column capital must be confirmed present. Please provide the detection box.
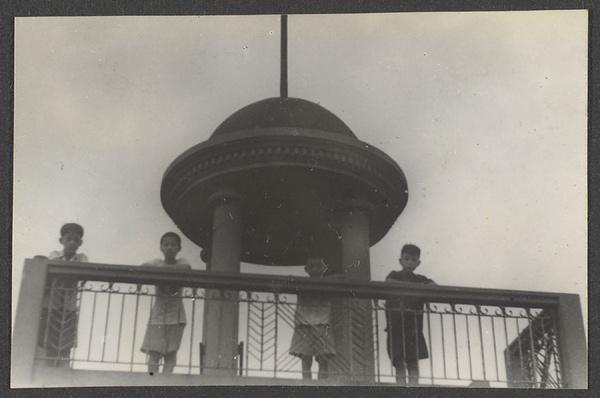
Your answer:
[207,191,244,206]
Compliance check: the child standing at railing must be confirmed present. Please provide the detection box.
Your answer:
[385,243,436,386]
[289,258,336,380]
[140,232,191,375]
[37,222,88,367]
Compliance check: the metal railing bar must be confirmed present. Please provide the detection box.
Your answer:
[374,303,381,384]
[502,306,511,383]
[514,317,526,383]
[129,284,142,372]
[491,316,500,382]
[188,288,197,375]
[101,284,113,362]
[116,292,126,363]
[527,309,537,387]
[451,304,460,380]
[440,311,447,379]
[426,304,434,383]
[86,290,98,361]
[550,317,562,386]
[465,312,473,380]
[248,325,262,339]
[41,280,56,357]
[247,351,261,362]
[45,261,561,308]
[476,305,486,382]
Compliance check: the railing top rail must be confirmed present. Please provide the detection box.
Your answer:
[36,259,562,308]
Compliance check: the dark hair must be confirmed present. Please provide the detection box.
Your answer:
[401,243,420,257]
[160,232,181,246]
[60,223,84,238]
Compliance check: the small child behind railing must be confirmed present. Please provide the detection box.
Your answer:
[289,258,336,380]
[140,232,191,375]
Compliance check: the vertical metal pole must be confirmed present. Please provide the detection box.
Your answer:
[260,302,265,370]
[116,289,126,363]
[400,309,406,382]
[374,302,380,383]
[43,278,58,358]
[280,15,288,98]
[476,305,487,382]
[502,307,511,384]
[239,342,244,376]
[274,294,279,379]
[465,311,473,381]
[130,284,141,372]
[539,315,550,388]
[491,312,500,382]
[440,310,447,379]
[188,288,197,375]
[87,290,98,361]
[451,305,460,380]
[199,343,204,375]
[550,318,562,386]
[246,292,251,377]
[101,284,113,362]
[515,317,525,383]
[426,304,434,384]
[527,310,537,387]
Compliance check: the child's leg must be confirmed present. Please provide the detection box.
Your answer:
[394,362,407,385]
[57,348,71,368]
[316,357,329,379]
[163,351,177,374]
[45,346,59,367]
[148,351,161,375]
[406,360,419,385]
[301,355,313,379]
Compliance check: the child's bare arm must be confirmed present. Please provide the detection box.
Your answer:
[385,276,408,284]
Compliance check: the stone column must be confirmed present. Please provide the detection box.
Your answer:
[12,259,48,386]
[555,294,587,388]
[202,192,242,376]
[330,200,376,383]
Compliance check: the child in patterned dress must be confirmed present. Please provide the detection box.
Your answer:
[289,258,336,379]
[140,232,191,374]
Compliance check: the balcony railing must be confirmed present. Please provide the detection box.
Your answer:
[12,259,587,388]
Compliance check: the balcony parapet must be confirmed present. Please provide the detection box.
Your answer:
[12,259,586,389]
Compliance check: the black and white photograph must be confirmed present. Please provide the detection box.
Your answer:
[11,11,587,389]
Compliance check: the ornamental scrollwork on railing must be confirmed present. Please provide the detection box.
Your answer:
[503,307,529,318]
[181,287,204,300]
[202,289,241,302]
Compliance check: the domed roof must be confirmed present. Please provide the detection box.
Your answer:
[212,97,356,138]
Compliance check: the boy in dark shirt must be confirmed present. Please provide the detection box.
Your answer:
[385,244,436,385]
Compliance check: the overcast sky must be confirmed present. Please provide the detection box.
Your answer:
[13,12,587,323]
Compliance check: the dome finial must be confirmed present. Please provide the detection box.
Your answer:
[280,15,288,99]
